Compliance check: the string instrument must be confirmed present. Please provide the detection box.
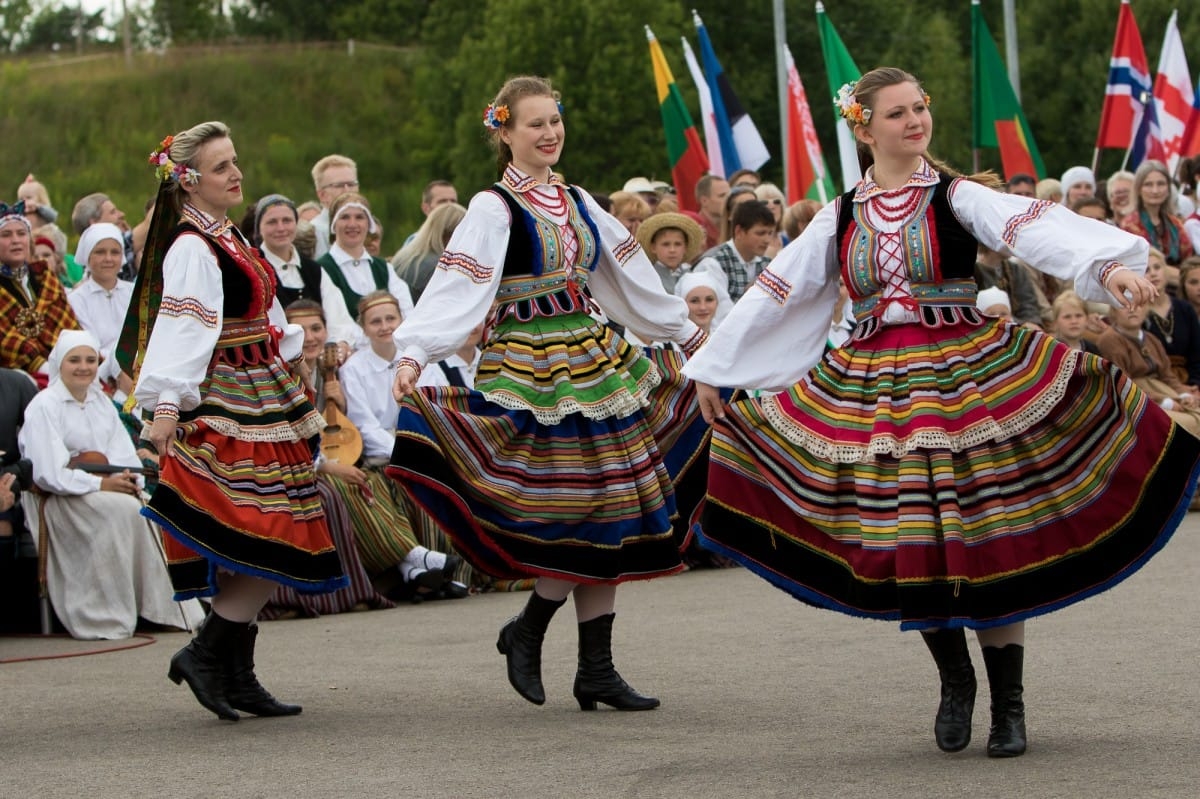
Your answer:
[67,450,156,476]
[319,343,363,466]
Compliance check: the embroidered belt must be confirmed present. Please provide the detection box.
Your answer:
[492,273,594,323]
[851,278,979,319]
[213,316,278,366]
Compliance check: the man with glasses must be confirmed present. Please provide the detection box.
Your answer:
[310,155,361,258]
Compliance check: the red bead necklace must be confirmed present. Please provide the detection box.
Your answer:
[870,188,922,223]
[525,186,568,216]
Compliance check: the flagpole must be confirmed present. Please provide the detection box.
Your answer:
[1003,0,1020,101]
[773,0,789,198]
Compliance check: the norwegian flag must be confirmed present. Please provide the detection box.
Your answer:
[1095,0,1152,152]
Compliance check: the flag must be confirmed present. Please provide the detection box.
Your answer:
[681,36,723,178]
[1149,10,1194,173]
[645,26,710,213]
[971,0,1046,179]
[1182,74,1200,164]
[815,1,862,190]
[1095,0,1152,151]
[692,10,770,175]
[1129,87,1166,168]
[785,45,835,204]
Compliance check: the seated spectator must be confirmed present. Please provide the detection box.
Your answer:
[1141,247,1200,387]
[417,323,483,389]
[1106,169,1137,219]
[253,194,359,350]
[1049,291,1100,354]
[16,175,58,228]
[782,199,823,241]
[1036,178,1062,203]
[0,201,80,385]
[754,182,788,258]
[296,201,322,223]
[694,200,776,307]
[316,192,414,320]
[70,192,135,281]
[974,245,1046,328]
[1005,173,1036,198]
[1178,256,1200,321]
[391,202,467,302]
[1060,166,1096,206]
[674,271,727,336]
[1120,159,1194,269]
[1070,196,1110,223]
[1097,304,1200,436]
[608,191,652,237]
[67,224,135,395]
[32,224,75,286]
[17,331,205,639]
[635,211,705,293]
[293,219,317,260]
[976,286,1013,321]
[336,292,469,598]
[0,367,37,547]
[365,216,383,258]
[309,154,360,257]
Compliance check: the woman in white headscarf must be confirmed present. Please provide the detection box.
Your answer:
[67,223,134,392]
[18,330,204,639]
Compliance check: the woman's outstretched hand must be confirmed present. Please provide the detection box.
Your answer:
[696,382,726,424]
[392,363,419,402]
[1108,270,1156,311]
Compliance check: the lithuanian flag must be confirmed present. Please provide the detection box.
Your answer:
[646,26,709,212]
[971,0,1045,179]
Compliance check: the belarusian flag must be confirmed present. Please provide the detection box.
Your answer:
[646,26,709,212]
[785,44,835,203]
[816,1,862,190]
[971,0,1045,179]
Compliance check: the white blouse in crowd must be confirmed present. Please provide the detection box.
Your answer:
[132,222,303,415]
[392,167,702,369]
[683,165,1150,393]
[1185,213,1200,255]
[326,242,415,319]
[67,277,134,385]
[339,346,400,459]
[261,244,362,348]
[19,381,144,495]
[416,350,479,390]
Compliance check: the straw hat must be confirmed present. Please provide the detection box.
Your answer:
[636,212,705,264]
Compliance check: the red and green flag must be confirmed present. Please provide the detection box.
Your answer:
[971,0,1045,179]
[646,26,709,212]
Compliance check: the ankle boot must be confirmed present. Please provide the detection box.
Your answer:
[921,628,977,752]
[167,612,241,721]
[573,613,659,711]
[496,592,567,705]
[224,623,302,717]
[982,644,1027,758]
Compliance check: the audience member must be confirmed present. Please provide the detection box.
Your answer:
[694,175,729,249]
[673,270,726,335]
[976,286,1013,320]
[66,223,134,392]
[316,192,414,319]
[694,199,775,305]
[0,201,80,384]
[1005,173,1036,198]
[1120,159,1194,268]
[718,185,758,243]
[309,154,360,258]
[1141,247,1200,387]
[782,199,823,241]
[1060,166,1096,206]
[296,200,322,222]
[0,368,37,552]
[391,201,466,302]
[1048,291,1100,354]
[1070,196,1109,222]
[621,176,661,213]
[635,211,705,293]
[70,192,135,281]
[1179,256,1200,320]
[974,245,1046,328]
[754,182,788,258]
[1106,169,1137,219]
[16,175,58,228]
[18,330,205,639]
[31,224,75,286]
[1035,178,1062,203]
[727,169,761,189]
[608,191,652,237]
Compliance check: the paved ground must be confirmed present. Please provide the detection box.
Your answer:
[2,519,1197,799]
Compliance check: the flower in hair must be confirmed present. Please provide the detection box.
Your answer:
[557,100,564,115]
[483,103,510,130]
[147,134,201,185]
[834,83,871,126]
[172,162,202,187]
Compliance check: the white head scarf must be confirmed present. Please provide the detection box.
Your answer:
[46,329,101,385]
[976,286,1011,315]
[332,201,378,234]
[674,270,726,301]
[74,223,124,269]
[1059,166,1096,198]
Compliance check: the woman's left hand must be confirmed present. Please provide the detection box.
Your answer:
[1108,271,1156,310]
[0,472,15,512]
[696,382,726,424]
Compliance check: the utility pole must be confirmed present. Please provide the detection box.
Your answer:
[1003,0,1020,101]
[122,0,132,68]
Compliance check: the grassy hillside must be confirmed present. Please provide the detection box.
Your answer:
[0,45,447,253]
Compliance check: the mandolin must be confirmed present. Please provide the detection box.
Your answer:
[319,343,364,466]
[67,450,156,476]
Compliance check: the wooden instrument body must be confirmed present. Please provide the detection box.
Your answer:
[319,343,364,466]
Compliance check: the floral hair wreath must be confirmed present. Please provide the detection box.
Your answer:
[835,83,932,126]
[148,135,202,187]
[482,99,566,130]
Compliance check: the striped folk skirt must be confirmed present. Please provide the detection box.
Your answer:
[697,318,1200,630]
[387,314,707,584]
[144,351,348,600]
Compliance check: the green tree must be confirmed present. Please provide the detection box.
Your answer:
[0,0,32,52]
[150,0,226,46]
[19,5,106,53]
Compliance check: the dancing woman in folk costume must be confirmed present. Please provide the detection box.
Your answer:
[683,68,1200,757]
[388,76,708,711]
[119,122,347,722]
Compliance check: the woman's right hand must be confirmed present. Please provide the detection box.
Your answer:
[147,416,178,459]
[392,363,419,402]
[99,470,140,497]
[696,382,726,424]
[0,472,16,512]
[318,460,368,488]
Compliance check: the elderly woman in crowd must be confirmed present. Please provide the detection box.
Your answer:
[19,330,205,639]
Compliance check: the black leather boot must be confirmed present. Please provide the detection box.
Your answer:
[167,612,241,721]
[573,613,660,711]
[982,644,1027,758]
[224,622,302,717]
[496,592,567,705]
[921,628,977,752]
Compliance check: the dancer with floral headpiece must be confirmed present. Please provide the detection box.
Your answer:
[683,67,1200,757]
[119,122,347,722]
[388,75,708,711]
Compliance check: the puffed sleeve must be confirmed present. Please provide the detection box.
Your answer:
[132,234,223,415]
[18,393,102,495]
[579,189,705,349]
[948,179,1149,304]
[393,191,508,368]
[682,202,842,392]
